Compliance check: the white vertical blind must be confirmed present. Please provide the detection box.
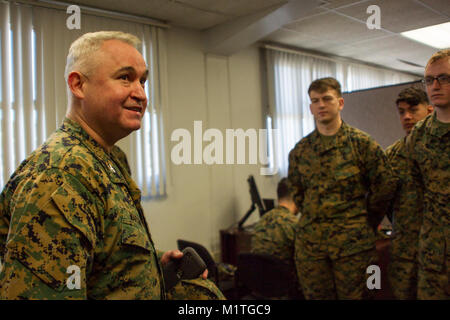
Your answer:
[0,2,167,198]
[1,2,14,185]
[265,47,420,176]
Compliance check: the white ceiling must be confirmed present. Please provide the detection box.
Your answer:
[52,0,450,75]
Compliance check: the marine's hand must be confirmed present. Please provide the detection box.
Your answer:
[161,250,183,265]
[161,250,208,279]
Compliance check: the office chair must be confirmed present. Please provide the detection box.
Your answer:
[177,239,237,298]
[236,252,303,300]
[177,239,219,283]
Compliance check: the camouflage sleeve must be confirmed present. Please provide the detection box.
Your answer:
[156,250,165,262]
[167,278,226,300]
[0,170,99,299]
[0,191,9,266]
[360,138,398,228]
[404,131,424,221]
[384,146,398,223]
[287,148,304,208]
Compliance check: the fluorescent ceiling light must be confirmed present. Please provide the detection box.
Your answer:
[401,22,450,49]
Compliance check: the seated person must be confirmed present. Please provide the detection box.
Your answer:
[251,178,299,265]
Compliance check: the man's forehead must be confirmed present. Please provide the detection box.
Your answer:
[397,102,427,109]
[425,57,450,75]
[97,40,147,71]
[310,89,338,97]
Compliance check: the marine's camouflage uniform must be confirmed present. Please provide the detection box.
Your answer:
[167,279,226,300]
[288,121,396,299]
[385,137,422,300]
[0,118,223,300]
[251,206,298,264]
[405,112,450,300]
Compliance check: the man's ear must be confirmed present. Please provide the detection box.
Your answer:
[426,104,434,114]
[67,71,86,99]
[338,97,344,111]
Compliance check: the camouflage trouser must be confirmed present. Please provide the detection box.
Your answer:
[166,278,226,300]
[416,221,450,300]
[296,249,378,300]
[388,256,417,300]
[417,265,450,300]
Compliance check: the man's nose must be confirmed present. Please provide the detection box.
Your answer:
[430,78,441,90]
[131,81,147,102]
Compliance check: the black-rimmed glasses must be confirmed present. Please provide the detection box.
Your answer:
[421,74,450,86]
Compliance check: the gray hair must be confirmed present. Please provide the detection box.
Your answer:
[64,31,141,81]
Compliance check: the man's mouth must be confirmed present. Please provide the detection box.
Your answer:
[124,106,143,114]
[404,123,413,129]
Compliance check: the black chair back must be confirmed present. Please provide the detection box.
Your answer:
[236,252,302,299]
[177,239,218,283]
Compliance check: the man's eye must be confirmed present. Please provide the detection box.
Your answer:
[438,75,450,83]
[119,75,130,81]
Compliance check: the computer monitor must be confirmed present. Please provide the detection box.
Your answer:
[238,175,274,228]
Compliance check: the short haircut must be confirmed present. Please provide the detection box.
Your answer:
[396,87,429,107]
[277,178,291,201]
[426,48,450,69]
[64,31,141,81]
[308,77,342,98]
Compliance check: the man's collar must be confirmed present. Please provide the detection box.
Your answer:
[60,117,112,164]
[59,118,128,185]
[427,111,450,138]
[312,121,349,153]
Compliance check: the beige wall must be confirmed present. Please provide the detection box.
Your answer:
[140,28,279,259]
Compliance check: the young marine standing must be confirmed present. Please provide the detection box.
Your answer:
[405,49,450,299]
[288,77,396,299]
[386,87,433,299]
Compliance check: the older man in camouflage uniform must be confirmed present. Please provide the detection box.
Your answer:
[288,77,396,299]
[0,31,219,299]
[405,49,450,300]
[251,177,299,264]
[386,87,433,300]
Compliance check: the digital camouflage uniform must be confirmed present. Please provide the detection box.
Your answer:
[385,137,422,300]
[288,121,396,300]
[0,118,223,300]
[0,118,165,299]
[167,279,226,300]
[251,206,298,265]
[405,112,450,300]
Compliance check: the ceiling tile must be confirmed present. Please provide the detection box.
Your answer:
[342,35,438,68]
[416,0,450,17]
[284,11,390,44]
[320,0,370,9]
[336,0,449,33]
[263,28,340,49]
[176,0,287,16]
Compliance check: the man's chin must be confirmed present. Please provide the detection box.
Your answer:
[317,118,332,125]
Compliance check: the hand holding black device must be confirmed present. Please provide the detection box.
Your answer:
[162,247,207,291]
